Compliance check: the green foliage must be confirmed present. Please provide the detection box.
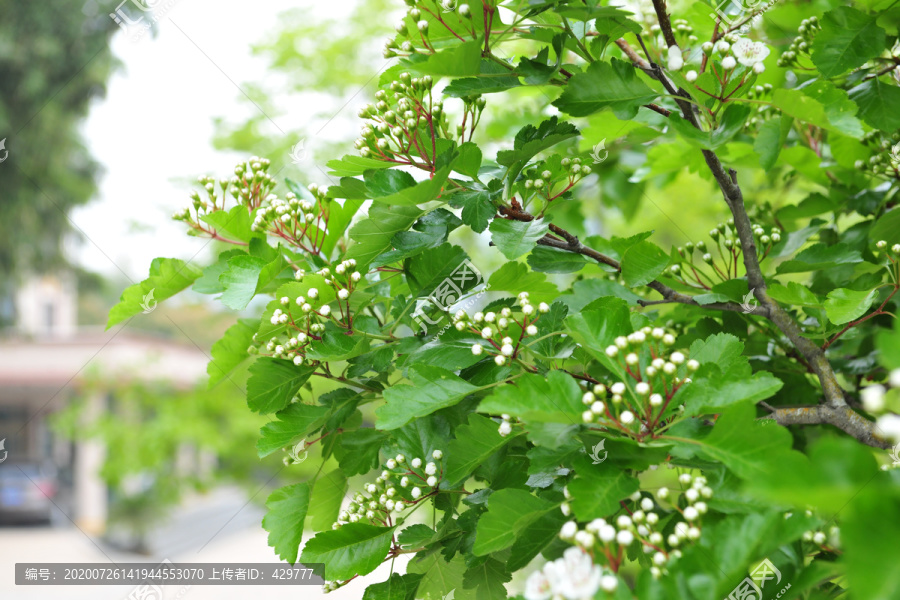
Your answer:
[121,0,900,597]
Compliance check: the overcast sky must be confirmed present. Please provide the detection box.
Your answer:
[71,0,338,284]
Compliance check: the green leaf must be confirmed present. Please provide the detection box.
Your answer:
[406,336,487,372]
[753,115,791,170]
[300,523,394,580]
[375,209,462,266]
[407,552,468,600]
[848,77,900,131]
[200,206,254,243]
[406,243,470,298]
[870,207,900,247]
[371,166,451,206]
[487,262,559,304]
[621,239,669,287]
[401,40,483,77]
[489,218,549,260]
[568,457,640,520]
[844,489,900,599]
[452,142,483,179]
[552,58,658,119]
[257,401,330,457]
[506,509,569,571]
[334,428,389,476]
[207,318,256,387]
[462,557,510,599]
[326,154,395,177]
[496,117,580,167]
[824,288,877,324]
[478,371,583,424]
[668,104,751,149]
[362,573,424,600]
[811,7,886,78]
[680,367,783,417]
[347,204,425,269]
[246,357,317,414]
[445,60,522,97]
[306,322,372,362]
[775,242,862,274]
[446,414,517,484]
[263,483,310,563]
[672,403,802,481]
[473,488,556,555]
[107,258,203,328]
[308,469,347,531]
[321,199,364,258]
[527,245,588,273]
[376,365,479,430]
[564,298,633,380]
[219,254,283,310]
[366,169,417,197]
[454,189,495,233]
[797,80,865,138]
[765,282,822,308]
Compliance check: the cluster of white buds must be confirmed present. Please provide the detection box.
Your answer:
[524,546,616,600]
[522,158,592,204]
[802,523,840,551]
[777,17,819,68]
[258,287,334,365]
[334,450,446,531]
[667,220,780,285]
[456,292,550,366]
[173,158,277,238]
[555,479,711,584]
[306,259,362,317]
[497,413,517,437]
[856,133,900,177]
[384,1,473,58]
[581,328,697,439]
[249,184,331,253]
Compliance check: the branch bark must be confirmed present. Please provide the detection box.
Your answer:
[762,404,890,449]
[645,0,887,447]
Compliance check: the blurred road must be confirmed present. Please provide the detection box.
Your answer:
[0,486,410,600]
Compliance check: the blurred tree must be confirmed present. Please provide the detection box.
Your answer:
[0,1,118,300]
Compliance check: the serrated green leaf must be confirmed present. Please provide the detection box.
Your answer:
[495,117,579,167]
[621,239,669,287]
[326,154,395,177]
[219,254,284,310]
[848,77,900,131]
[478,371,583,424]
[568,457,640,520]
[552,58,658,119]
[257,401,329,457]
[376,365,479,430]
[401,40,483,77]
[446,414,517,484]
[473,488,556,555]
[300,523,394,580]
[362,573,424,600]
[489,218,549,260]
[334,428,389,476]
[263,483,310,564]
[347,204,425,269]
[811,7,886,78]
[246,357,317,414]
[207,318,256,387]
[308,469,347,531]
[487,261,559,303]
[824,288,877,325]
[200,206,255,243]
[107,258,203,328]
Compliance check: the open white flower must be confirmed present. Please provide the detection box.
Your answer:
[553,547,603,600]
[731,38,770,66]
[524,569,553,600]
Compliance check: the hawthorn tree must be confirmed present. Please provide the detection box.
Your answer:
[109,0,900,597]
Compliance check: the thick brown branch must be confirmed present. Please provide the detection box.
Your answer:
[649,0,678,48]
[762,405,889,449]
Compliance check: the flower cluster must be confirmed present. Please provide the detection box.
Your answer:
[172,158,277,239]
[776,17,819,68]
[665,220,781,287]
[578,328,697,439]
[802,522,841,552]
[249,183,333,253]
[856,133,900,178]
[520,157,593,207]
[253,275,355,364]
[523,547,615,600]
[455,292,550,367]
[534,475,713,598]
[384,0,474,58]
[333,450,445,530]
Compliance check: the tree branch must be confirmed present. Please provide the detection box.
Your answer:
[762,404,889,449]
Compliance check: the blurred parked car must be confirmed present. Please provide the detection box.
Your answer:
[0,463,57,525]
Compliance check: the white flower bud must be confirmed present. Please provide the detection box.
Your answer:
[722,56,737,69]
[605,345,618,357]
[501,343,514,356]
[599,524,616,543]
[411,487,422,499]
[685,69,698,82]
[574,530,595,547]
[471,344,483,356]
[538,302,550,313]
[620,411,635,425]
[683,506,699,521]
[670,351,685,364]
[494,355,506,366]
[498,421,512,436]
[426,476,437,487]
[635,382,650,396]
[481,327,493,339]
[600,575,618,592]
[685,488,699,503]
[307,288,319,299]
[432,449,443,460]
[582,410,594,423]
[591,401,605,415]
[616,530,634,546]
[561,502,571,516]
[641,497,654,511]
[338,289,349,300]
[526,324,538,335]
[861,385,886,413]
[649,393,663,406]
[657,487,669,499]
[560,521,578,539]
[611,382,626,395]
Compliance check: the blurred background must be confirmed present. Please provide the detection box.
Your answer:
[0,0,738,598]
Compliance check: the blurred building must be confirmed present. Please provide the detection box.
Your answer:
[0,273,208,533]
